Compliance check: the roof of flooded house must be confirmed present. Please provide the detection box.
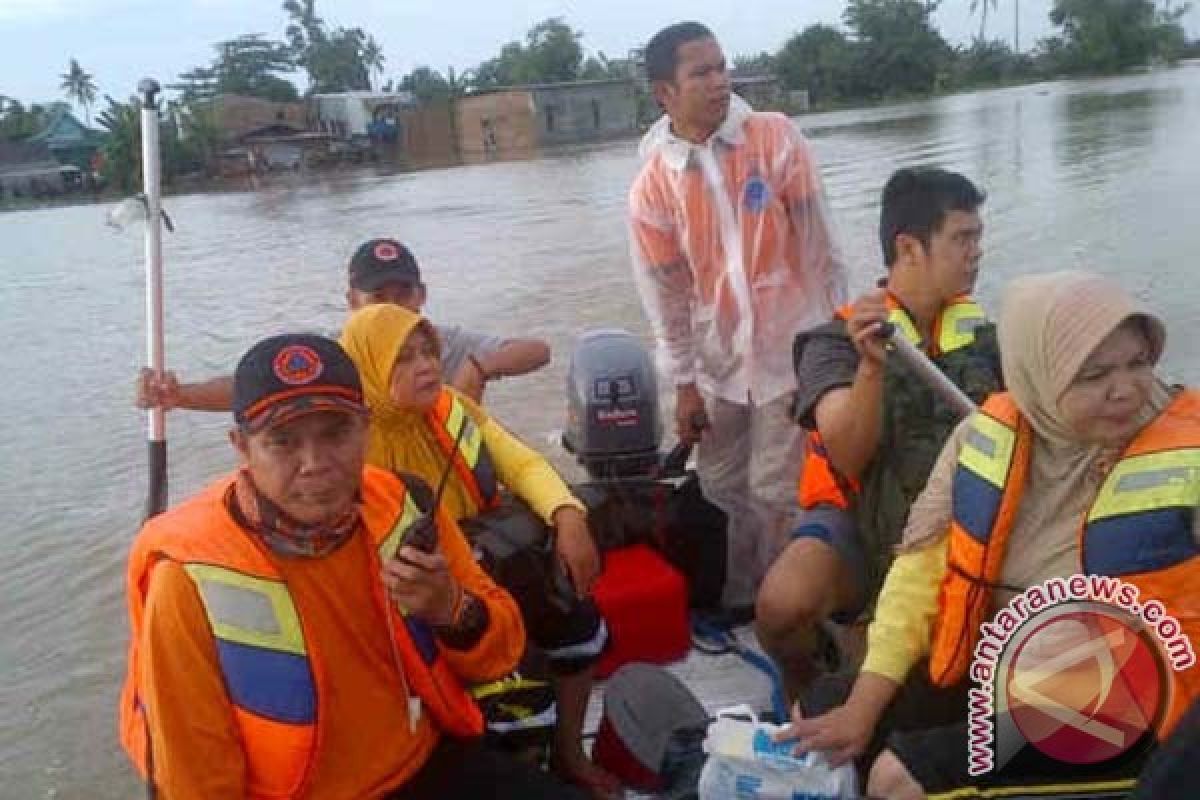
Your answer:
[0,139,58,171]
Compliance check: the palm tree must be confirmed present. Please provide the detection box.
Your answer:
[970,0,999,41]
[60,58,98,125]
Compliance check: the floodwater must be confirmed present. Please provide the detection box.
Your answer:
[2,64,1199,797]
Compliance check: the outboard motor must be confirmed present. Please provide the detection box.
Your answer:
[563,329,728,612]
[563,329,663,481]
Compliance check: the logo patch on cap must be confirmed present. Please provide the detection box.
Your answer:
[374,241,400,262]
[273,345,324,386]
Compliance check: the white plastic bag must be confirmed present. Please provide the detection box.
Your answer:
[696,705,858,800]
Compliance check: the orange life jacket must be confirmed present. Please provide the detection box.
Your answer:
[427,389,500,511]
[797,294,987,509]
[929,391,1200,738]
[118,466,484,798]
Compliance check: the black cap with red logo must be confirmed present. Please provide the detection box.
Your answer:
[233,334,368,433]
[347,238,422,292]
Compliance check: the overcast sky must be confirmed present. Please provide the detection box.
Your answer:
[2,0,1197,109]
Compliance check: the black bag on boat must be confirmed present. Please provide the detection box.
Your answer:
[661,472,727,612]
[458,498,577,619]
[458,502,566,753]
[575,473,727,612]
[470,646,557,754]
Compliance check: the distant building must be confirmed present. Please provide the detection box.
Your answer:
[311,91,418,142]
[456,78,638,158]
[731,73,787,113]
[217,124,333,176]
[0,139,81,198]
[200,94,307,146]
[27,105,106,170]
[394,104,458,168]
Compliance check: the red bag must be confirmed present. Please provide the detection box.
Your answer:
[592,544,690,678]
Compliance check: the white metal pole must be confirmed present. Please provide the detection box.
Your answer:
[138,78,167,517]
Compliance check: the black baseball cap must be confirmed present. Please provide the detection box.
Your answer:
[233,334,368,434]
[347,238,422,292]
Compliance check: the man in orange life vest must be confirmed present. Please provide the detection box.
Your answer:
[118,333,584,799]
[755,168,1004,699]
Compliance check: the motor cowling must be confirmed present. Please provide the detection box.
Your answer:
[562,329,662,481]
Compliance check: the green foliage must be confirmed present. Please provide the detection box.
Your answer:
[213,35,298,99]
[776,25,854,103]
[523,17,584,82]
[60,59,97,125]
[471,17,585,89]
[400,66,453,103]
[842,0,954,98]
[96,95,141,193]
[733,52,776,75]
[167,101,222,178]
[1043,0,1191,73]
[282,0,383,93]
[580,52,631,81]
[169,34,298,104]
[0,99,53,140]
[953,39,1034,86]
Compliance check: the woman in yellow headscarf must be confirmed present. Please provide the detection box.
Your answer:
[778,271,1200,798]
[341,303,618,798]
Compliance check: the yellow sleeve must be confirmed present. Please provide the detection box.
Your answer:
[480,416,584,524]
[860,537,949,684]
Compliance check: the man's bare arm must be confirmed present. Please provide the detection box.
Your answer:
[476,338,550,379]
[137,369,233,412]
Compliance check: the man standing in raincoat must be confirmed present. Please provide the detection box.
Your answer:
[629,21,847,610]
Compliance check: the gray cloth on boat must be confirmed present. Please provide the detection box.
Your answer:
[599,663,708,797]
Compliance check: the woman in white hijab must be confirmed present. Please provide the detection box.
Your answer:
[778,271,1200,798]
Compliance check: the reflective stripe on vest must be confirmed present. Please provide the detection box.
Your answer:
[119,468,489,797]
[375,489,442,665]
[932,391,1200,738]
[952,410,1019,543]
[937,301,988,354]
[430,390,500,509]
[1084,449,1200,576]
[797,297,989,511]
[887,298,987,357]
[378,487,423,562]
[183,564,315,724]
